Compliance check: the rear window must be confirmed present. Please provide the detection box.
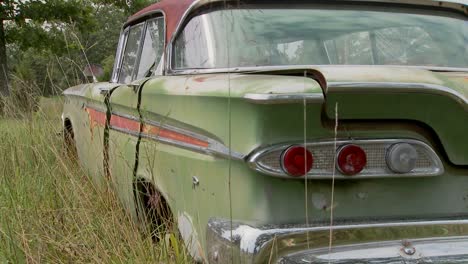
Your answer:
[173,4,467,69]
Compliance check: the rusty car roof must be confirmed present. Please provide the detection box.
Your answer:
[127,0,467,45]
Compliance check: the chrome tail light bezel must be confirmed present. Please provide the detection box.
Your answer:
[247,139,444,179]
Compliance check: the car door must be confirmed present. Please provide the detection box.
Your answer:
[107,16,165,217]
[63,82,118,187]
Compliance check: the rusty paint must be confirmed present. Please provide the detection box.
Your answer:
[86,107,107,127]
[193,76,210,83]
[85,107,107,140]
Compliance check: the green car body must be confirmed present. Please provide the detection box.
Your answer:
[63,0,468,263]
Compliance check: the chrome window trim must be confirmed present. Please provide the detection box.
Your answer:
[165,0,467,75]
[243,93,324,104]
[247,138,444,179]
[167,65,468,76]
[111,27,129,83]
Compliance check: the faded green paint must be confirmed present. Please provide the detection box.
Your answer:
[63,66,468,261]
[320,66,468,165]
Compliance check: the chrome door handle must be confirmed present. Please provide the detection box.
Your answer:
[99,87,111,95]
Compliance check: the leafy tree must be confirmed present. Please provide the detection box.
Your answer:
[1,0,155,115]
[97,0,154,15]
[0,0,95,96]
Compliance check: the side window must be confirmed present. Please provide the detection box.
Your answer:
[174,15,210,69]
[111,30,128,82]
[118,23,144,83]
[136,17,165,79]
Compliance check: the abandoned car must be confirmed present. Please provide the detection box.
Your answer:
[62,0,468,263]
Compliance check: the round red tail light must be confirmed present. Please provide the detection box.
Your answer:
[281,146,313,177]
[337,144,367,176]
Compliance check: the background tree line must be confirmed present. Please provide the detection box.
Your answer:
[0,0,154,115]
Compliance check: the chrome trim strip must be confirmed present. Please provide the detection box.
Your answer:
[281,236,468,263]
[243,93,324,104]
[247,138,444,179]
[111,110,140,122]
[328,81,467,107]
[214,218,468,237]
[143,118,244,160]
[84,105,107,114]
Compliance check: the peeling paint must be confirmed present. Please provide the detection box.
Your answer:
[311,193,328,210]
[178,212,204,262]
[221,225,264,253]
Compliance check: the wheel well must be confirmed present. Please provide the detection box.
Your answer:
[63,118,77,158]
[64,118,74,139]
[135,179,174,239]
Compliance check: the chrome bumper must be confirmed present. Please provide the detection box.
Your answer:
[206,218,468,263]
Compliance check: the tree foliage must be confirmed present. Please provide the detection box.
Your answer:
[1,0,154,113]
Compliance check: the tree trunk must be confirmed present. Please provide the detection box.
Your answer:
[0,18,9,97]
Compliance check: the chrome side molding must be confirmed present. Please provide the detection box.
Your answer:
[243,93,324,104]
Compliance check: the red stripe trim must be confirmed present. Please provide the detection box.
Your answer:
[143,124,209,148]
[85,107,209,148]
[86,108,107,126]
[110,114,141,132]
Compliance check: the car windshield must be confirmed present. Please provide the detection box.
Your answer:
[173,4,467,69]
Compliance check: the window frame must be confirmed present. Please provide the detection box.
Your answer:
[111,11,166,84]
[111,27,129,83]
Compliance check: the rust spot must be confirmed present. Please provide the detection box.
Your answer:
[193,76,210,83]
[85,107,107,140]
[402,240,411,247]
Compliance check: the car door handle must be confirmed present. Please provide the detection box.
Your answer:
[99,87,111,95]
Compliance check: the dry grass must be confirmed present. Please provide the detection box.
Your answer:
[0,97,191,263]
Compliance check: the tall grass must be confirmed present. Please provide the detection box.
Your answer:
[0,97,190,263]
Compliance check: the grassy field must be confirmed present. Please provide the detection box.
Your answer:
[0,97,189,263]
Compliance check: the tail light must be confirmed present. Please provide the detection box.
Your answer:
[336,144,367,176]
[281,146,313,177]
[248,139,443,179]
[386,143,418,173]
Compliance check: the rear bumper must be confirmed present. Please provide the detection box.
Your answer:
[206,218,468,263]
